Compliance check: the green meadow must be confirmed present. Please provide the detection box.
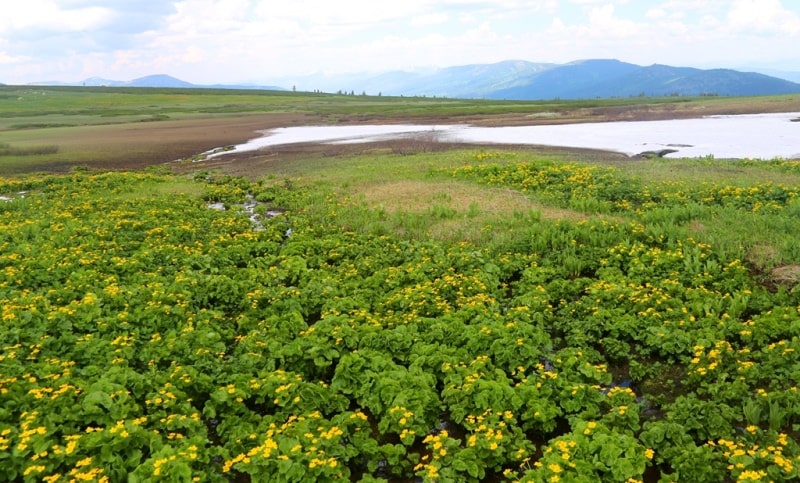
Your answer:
[2,87,800,482]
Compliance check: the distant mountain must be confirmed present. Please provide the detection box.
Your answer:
[747,68,800,84]
[286,60,555,98]
[288,59,800,100]
[127,74,195,88]
[22,60,800,99]
[488,59,640,100]
[483,61,800,99]
[25,74,285,91]
[81,76,123,87]
[561,64,800,99]
[42,76,191,87]
[374,60,556,98]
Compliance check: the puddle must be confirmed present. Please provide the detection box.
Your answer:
[205,112,800,160]
[206,195,284,231]
[0,191,29,202]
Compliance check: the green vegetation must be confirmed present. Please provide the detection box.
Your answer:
[3,88,800,481]
[3,140,800,481]
[0,85,537,130]
[2,85,798,132]
[0,85,686,126]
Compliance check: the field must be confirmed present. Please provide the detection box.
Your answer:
[2,87,800,482]
[2,85,800,174]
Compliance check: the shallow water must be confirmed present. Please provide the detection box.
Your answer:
[210,112,800,160]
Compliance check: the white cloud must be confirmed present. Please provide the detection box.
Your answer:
[550,17,568,32]
[257,0,431,26]
[0,51,27,64]
[1,0,799,85]
[411,13,451,26]
[655,0,725,11]
[727,0,800,35]
[587,4,641,37]
[569,0,614,4]
[0,0,113,34]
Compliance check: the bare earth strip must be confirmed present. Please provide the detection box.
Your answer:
[1,113,317,173]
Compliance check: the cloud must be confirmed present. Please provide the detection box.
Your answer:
[569,0,616,4]
[0,51,28,64]
[0,1,114,36]
[259,0,432,27]
[727,0,800,35]
[0,0,179,61]
[587,4,641,37]
[411,13,451,26]
[0,1,176,37]
[1,0,798,85]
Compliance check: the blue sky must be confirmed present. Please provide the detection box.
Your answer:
[2,0,799,85]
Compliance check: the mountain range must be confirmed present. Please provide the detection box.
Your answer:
[25,74,284,91]
[13,59,800,100]
[297,59,800,99]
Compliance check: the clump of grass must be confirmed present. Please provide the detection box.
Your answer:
[387,132,454,155]
[9,123,73,129]
[140,114,171,122]
[0,142,59,156]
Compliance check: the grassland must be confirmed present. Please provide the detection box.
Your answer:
[2,87,800,482]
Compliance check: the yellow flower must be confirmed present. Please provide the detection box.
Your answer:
[24,465,46,476]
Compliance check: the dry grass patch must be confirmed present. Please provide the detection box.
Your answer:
[770,265,800,287]
[353,180,629,245]
[687,220,707,234]
[745,243,781,269]
[358,180,594,221]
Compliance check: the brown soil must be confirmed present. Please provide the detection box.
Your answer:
[16,113,319,173]
[173,139,632,179]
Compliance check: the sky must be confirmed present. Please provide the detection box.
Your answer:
[2,0,800,85]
